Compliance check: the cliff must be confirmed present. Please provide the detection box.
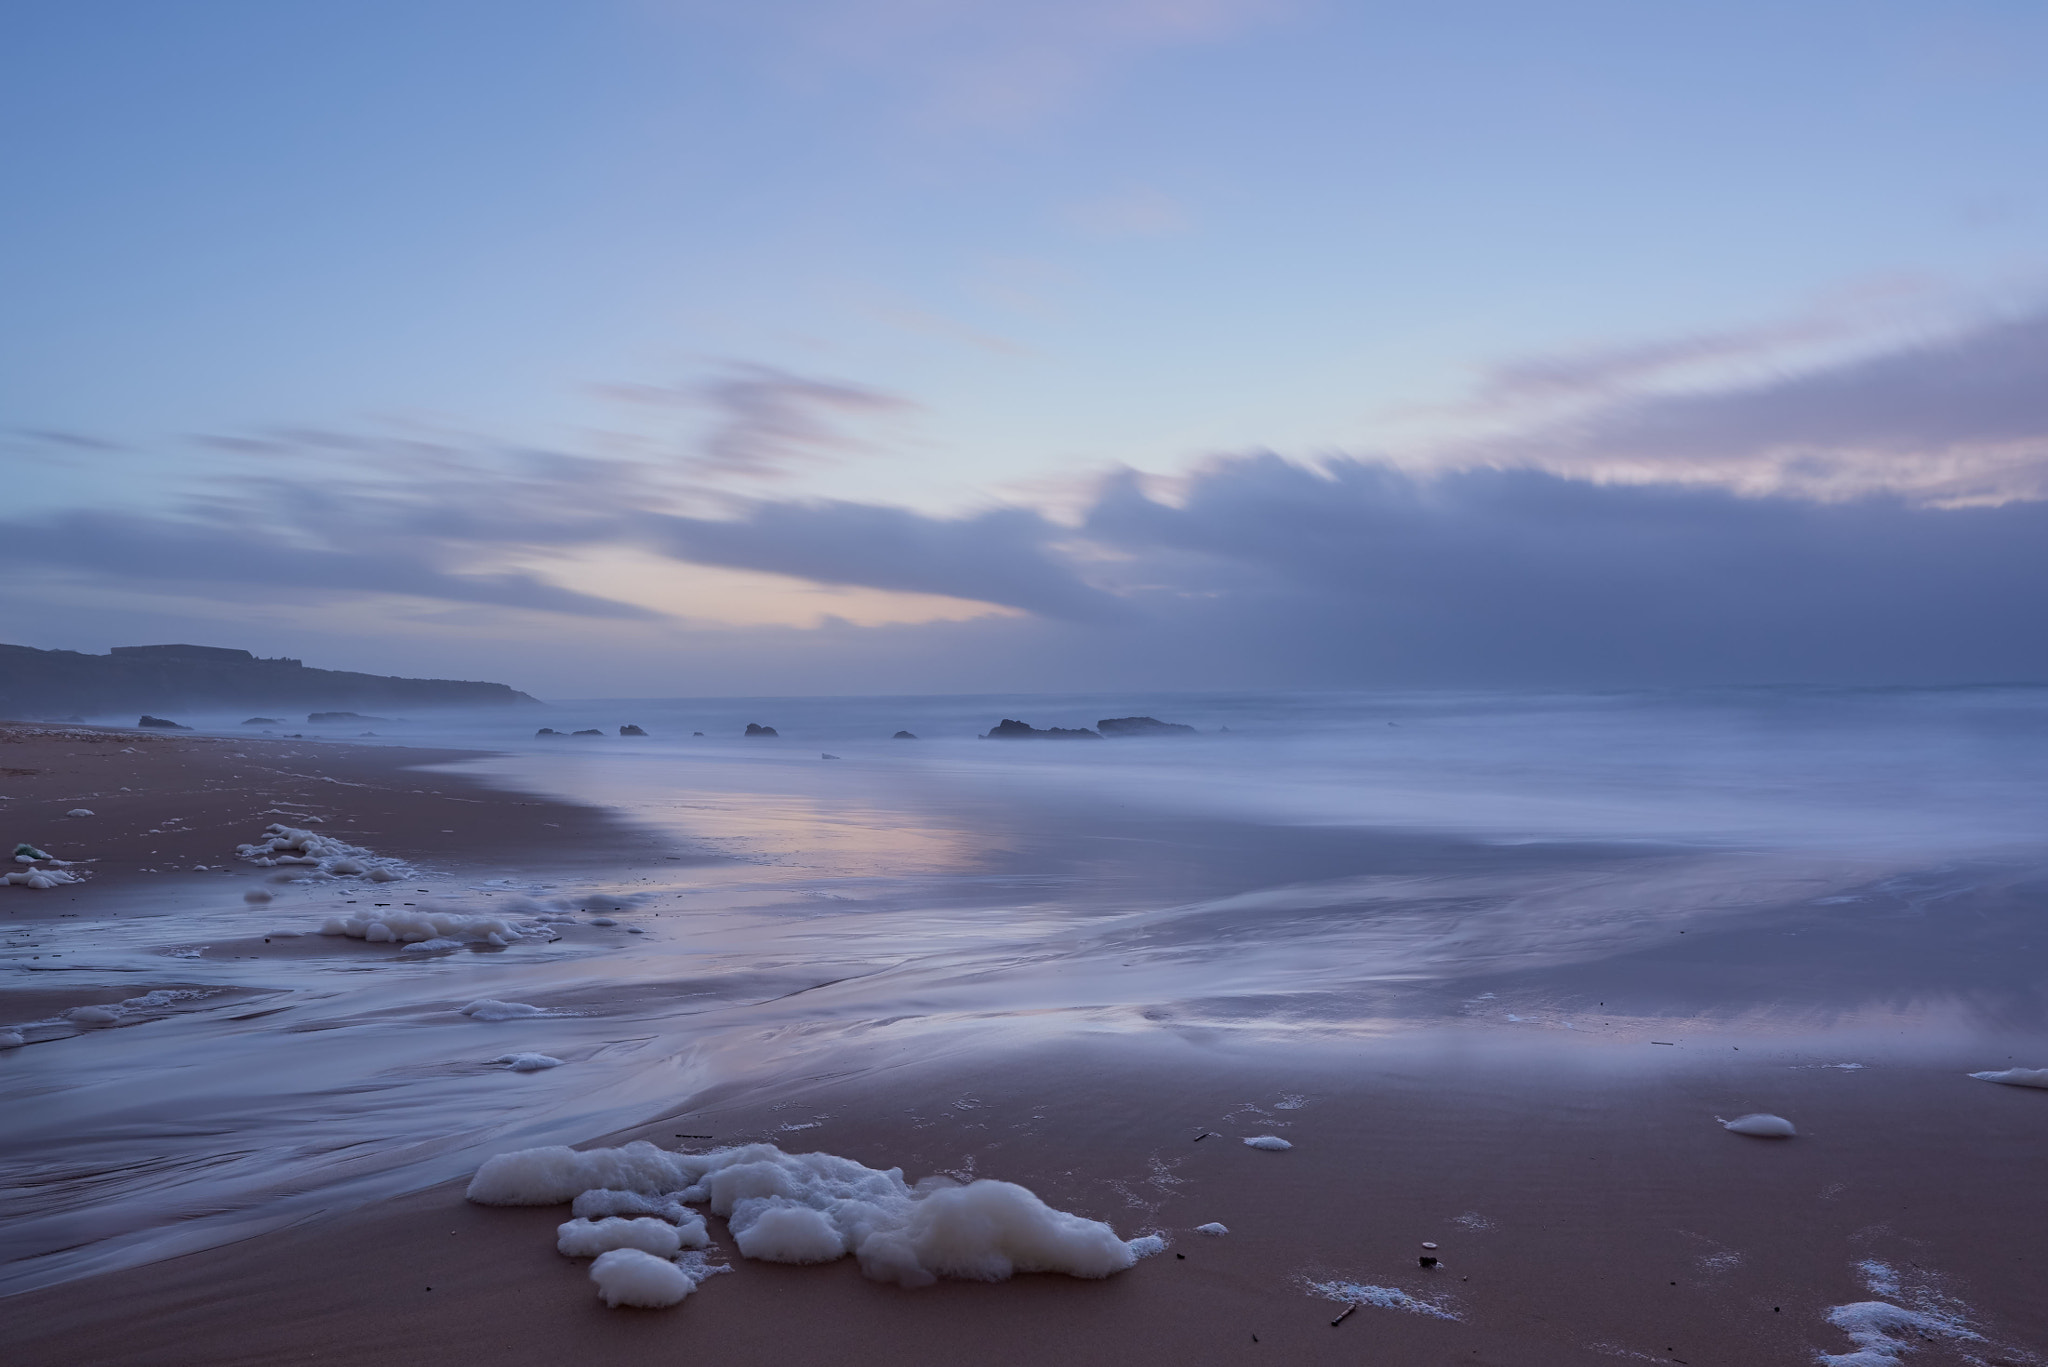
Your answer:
[0,642,539,718]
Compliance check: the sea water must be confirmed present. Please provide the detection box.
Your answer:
[3,686,2047,1292]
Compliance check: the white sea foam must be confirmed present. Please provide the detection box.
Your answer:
[589,1248,695,1308]
[319,906,542,947]
[461,999,548,1021]
[1196,1222,1229,1235]
[572,1188,680,1219]
[66,1006,119,1025]
[1720,1113,1796,1137]
[1243,1135,1293,1150]
[120,989,207,1010]
[1817,1258,1990,1365]
[556,1217,685,1258]
[1307,1278,1459,1321]
[1820,1301,1975,1365]
[3,870,83,889]
[469,1140,1151,1288]
[493,1053,563,1071]
[1968,1066,2048,1089]
[571,1190,711,1245]
[66,809,94,818]
[235,824,409,881]
[0,1031,24,1049]
[400,937,465,955]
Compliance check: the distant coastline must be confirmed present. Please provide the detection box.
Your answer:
[0,641,538,717]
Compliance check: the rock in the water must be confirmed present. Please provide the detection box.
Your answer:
[309,711,389,723]
[982,718,1101,740]
[893,730,917,740]
[137,715,190,730]
[619,724,648,737]
[572,729,604,737]
[241,717,282,725]
[745,723,779,737]
[536,728,561,737]
[1097,716,1197,737]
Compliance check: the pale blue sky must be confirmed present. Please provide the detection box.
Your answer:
[5,2,2047,692]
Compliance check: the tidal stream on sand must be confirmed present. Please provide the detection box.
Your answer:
[3,686,2046,1296]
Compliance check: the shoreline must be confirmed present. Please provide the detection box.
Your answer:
[0,721,686,901]
[5,1032,2045,1366]
[4,721,2045,1365]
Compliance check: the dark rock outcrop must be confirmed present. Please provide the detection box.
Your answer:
[137,715,190,730]
[0,641,538,717]
[308,711,391,723]
[619,725,648,737]
[893,730,917,740]
[571,729,604,737]
[981,718,1101,740]
[1097,716,1198,737]
[242,717,282,726]
[745,723,779,737]
[536,728,561,737]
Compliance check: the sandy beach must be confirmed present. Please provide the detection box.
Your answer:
[8,1036,2046,1367]
[3,713,2046,1366]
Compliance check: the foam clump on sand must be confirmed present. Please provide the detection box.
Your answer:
[1243,1135,1293,1150]
[1968,1067,2048,1089]
[557,1217,685,1258]
[400,938,464,955]
[1821,1301,1979,1365]
[1196,1222,1229,1236]
[66,1006,120,1025]
[589,1248,696,1308]
[469,1140,1151,1292]
[236,824,408,882]
[494,1053,563,1072]
[0,1030,25,1049]
[461,999,548,1021]
[319,906,543,948]
[1720,1113,1796,1137]
[121,989,206,1010]
[572,1190,711,1245]
[1307,1279,1459,1321]
[4,869,83,889]
[67,808,94,818]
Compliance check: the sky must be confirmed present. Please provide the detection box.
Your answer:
[4,0,2048,696]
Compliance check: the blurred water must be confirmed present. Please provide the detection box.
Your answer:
[177,684,2048,855]
[6,686,2046,1292]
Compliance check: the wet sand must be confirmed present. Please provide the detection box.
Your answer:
[0,721,668,906]
[4,721,2046,1365]
[6,1035,2046,1367]
[0,721,676,1044]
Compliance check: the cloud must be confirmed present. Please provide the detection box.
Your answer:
[600,362,915,480]
[1073,453,2048,684]
[13,309,2048,691]
[0,508,662,621]
[643,499,1120,621]
[1455,306,2048,504]
[9,428,126,452]
[8,442,2048,687]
